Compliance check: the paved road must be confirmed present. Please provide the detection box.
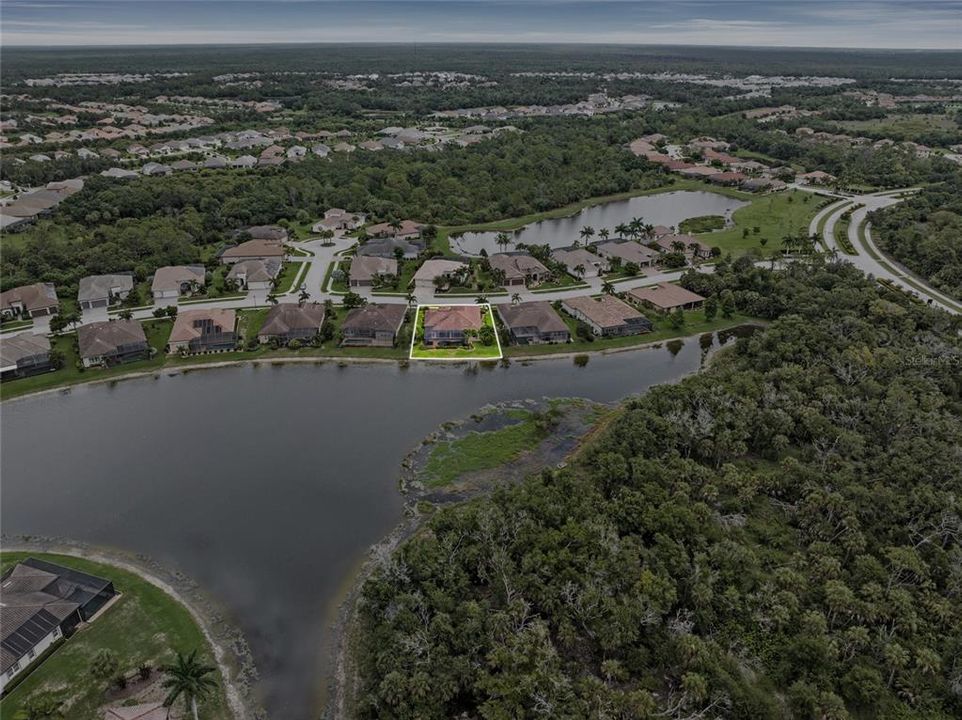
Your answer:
[813,188,961,315]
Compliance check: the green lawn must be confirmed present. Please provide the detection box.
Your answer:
[530,274,588,292]
[834,213,857,254]
[410,304,502,360]
[699,190,820,256]
[0,552,229,720]
[504,307,753,357]
[679,215,725,234]
[274,261,309,294]
[420,410,547,487]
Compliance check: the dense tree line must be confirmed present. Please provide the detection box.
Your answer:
[354,259,962,719]
[872,178,962,300]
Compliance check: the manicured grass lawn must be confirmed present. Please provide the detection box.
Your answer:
[0,552,229,720]
[531,274,589,292]
[504,307,753,357]
[699,190,820,256]
[421,410,547,487]
[1,319,34,333]
[274,261,309,294]
[410,304,502,360]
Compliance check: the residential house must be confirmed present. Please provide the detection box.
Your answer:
[357,237,423,260]
[257,303,325,344]
[140,162,172,176]
[412,259,468,290]
[423,305,483,347]
[245,225,289,242]
[798,170,837,185]
[0,333,53,380]
[629,283,706,312]
[349,256,397,287]
[151,265,206,302]
[226,258,281,290]
[0,558,116,693]
[231,155,257,169]
[100,167,139,180]
[0,283,59,319]
[488,253,550,287]
[365,219,424,241]
[678,166,721,179]
[77,319,150,368]
[170,159,198,172]
[77,273,134,309]
[561,295,652,337]
[708,171,748,186]
[655,233,713,259]
[203,156,228,169]
[594,240,658,268]
[311,143,331,157]
[340,304,407,347]
[497,301,570,345]
[220,239,286,265]
[550,247,610,278]
[313,207,361,232]
[167,309,236,353]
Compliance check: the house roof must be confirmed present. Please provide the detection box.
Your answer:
[258,303,325,337]
[562,295,646,329]
[350,256,397,283]
[168,308,236,344]
[77,273,134,303]
[0,282,59,313]
[151,265,205,294]
[497,301,568,334]
[595,240,657,265]
[357,237,422,259]
[221,239,286,260]
[366,219,424,237]
[0,332,50,370]
[424,305,483,332]
[245,225,289,241]
[629,283,706,310]
[412,259,467,282]
[488,253,549,281]
[226,259,281,284]
[550,247,607,271]
[341,303,406,334]
[77,319,147,359]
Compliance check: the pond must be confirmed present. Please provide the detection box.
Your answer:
[0,331,745,719]
[450,190,749,256]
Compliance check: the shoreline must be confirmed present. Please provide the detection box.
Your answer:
[2,322,762,404]
[0,537,262,720]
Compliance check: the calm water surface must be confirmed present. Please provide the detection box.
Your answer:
[1,338,727,718]
[452,190,749,255]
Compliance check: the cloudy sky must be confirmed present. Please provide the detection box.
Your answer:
[2,0,960,48]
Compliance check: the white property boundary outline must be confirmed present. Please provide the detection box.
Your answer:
[409,303,503,361]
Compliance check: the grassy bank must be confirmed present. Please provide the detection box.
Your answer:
[0,552,229,720]
[696,190,820,255]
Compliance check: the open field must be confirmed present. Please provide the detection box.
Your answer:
[0,552,229,720]
[697,190,820,255]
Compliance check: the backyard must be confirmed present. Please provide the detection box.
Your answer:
[410,304,502,360]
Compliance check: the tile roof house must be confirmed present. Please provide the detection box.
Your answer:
[708,171,748,186]
[151,265,206,301]
[412,259,468,290]
[798,170,837,185]
[629,283,706,312]
[365,219,424,241]
[550,248,610,278]
[0,283,60,318]
[357,237,423,260]
[497,301,570,345]
[350,256,397,287]
[312,208,362,232]
[561,295,652,337]
[340,304,407,347]
[488,253,550,287]
[257,303,325,344]
[423,305,483,347]
[77,273,135,309]
[655,234,713,259]
[219,239,287,264]
[226,258,281,290]
[0,333,53,380]
[594,240,658,268]
[168,308,236,353]
[245,225,289,242]
[77,319,150,368]
[0,558,116,693]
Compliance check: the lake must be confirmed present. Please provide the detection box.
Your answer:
[450,190,749,255]
[0,333,737,719]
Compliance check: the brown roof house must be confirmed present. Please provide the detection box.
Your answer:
[798,170,836,185]
[245,225,289,242]
[226,259,281,291]
[257,303,325,344]
[350,256,397,288]
[77,319,150,368]
[594,240,658,268]
[313,208,362,233]
[654,234,713,259]
[423,305,483,347]
[220,239,286,265]
[412,259,468,290]
[497,301,570,345]
[340,303,407,347]
[151,265,205,302]
[168,308,236,353]
[488,253,550,287]
[629,283,706,312]
[0,333,53,380]
[366,219,424,241]
[77,273,134,310]
[0,283,59,319]
[561,295,652,337]
[550,248,609,278]
[0,558,115,693]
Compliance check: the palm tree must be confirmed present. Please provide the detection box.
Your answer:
[579,226,595,244]
[266,293,279,305]
[598,227,610,242]
[643,223,655,241]
[511,292,522,305]
[298,288,311,305]
[628,217,643,241]
[475,294,488,304]
[573,263,586,279]
[118,308,134,321]
[601,281,616,295]
[405,292,417,307]
[161,650,217,720]
[495,232,512,253]
[614,223,629,239]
